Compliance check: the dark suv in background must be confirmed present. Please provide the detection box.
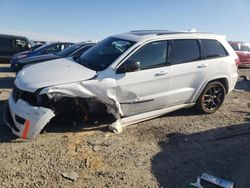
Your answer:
[0,34,34,63]
[12,42,96,71]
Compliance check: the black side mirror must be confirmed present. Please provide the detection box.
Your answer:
[117,59,140,74]
[26,44,32,50]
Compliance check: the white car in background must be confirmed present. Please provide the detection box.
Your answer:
[5,30,239,139]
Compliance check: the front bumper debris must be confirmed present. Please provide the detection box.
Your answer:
[4,94,55,139]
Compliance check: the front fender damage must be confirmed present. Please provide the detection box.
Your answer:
[6,80,125,139]
[41,80,124,118]
[7,77,148,139]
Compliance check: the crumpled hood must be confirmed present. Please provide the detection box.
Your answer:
[15,58,96,92]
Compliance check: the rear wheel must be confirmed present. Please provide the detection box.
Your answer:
[196,82,226,114]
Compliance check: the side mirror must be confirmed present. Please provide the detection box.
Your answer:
[117,59,140,74]
[26,44,31,50]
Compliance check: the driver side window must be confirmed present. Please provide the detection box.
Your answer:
[128,41,168,70]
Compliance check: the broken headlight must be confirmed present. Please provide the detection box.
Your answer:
[47,92,73,101]
[35,90,50,106]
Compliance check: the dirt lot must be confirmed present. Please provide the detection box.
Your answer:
[0,64,250,188]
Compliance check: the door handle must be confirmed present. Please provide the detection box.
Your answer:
[197,64,207,68]
[155,71,168,76]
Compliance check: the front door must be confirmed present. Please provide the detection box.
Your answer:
[114,40,171,117]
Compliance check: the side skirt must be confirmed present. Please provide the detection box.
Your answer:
[109,103,195,134]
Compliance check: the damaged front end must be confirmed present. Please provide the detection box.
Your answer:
[4,89,55,139]
[4,82,119,139]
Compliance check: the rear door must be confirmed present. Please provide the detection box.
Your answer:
[167,39,211,106]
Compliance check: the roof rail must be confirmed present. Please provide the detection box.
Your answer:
[156,31,212,35]
[128,30,213,36]
[156,32,188,35]
[130,30,169,33]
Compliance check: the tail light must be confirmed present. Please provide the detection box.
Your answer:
[235,58,240,65]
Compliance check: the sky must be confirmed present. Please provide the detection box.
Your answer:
[0,0,250,42]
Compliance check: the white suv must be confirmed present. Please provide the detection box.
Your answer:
[5,30,239,139]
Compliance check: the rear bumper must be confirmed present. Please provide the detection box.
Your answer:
[5,94,55,139]
[239,63,250,68]
[229,72,238,92]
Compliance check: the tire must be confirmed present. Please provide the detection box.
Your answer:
[196,82,226,114]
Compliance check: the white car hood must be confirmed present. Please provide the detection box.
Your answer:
[15,58,96,92]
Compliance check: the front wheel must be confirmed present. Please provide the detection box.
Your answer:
[196,82,226,114]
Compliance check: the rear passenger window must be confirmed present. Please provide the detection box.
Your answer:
[201,39,227,58]
[172,39,200,65]
[128,41,168,70]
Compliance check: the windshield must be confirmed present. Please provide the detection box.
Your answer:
[79,37,135,71]
[33,43,51,52]
[57,44,82,57]
[27,39,35,47]
[31,44,43,50]
[240,44,250,52]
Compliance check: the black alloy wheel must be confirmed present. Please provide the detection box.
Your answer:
[196,82,226,114]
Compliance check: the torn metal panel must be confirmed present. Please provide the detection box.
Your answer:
[42,78,123,117]
[40,82,96,98]
[79,78,125,117]
[39,78,123,119]
[7,94,55,139]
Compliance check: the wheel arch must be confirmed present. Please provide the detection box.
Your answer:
[208,77,229,93]
[194,76,229,102]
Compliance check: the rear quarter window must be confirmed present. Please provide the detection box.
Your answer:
[201,39,228,58]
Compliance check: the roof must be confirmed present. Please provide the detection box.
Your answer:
[112,30,222,42]
[0,33,27,39]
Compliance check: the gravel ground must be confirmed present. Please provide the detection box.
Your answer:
[0,64,250,188]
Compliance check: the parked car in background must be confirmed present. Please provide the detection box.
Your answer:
[32,40,46,45]
[30,43,44,50]
[229,41,250,67]
[11,42,96,71]
[0,34,34,63]
[10,42,74,67]
[4,30,239,139]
